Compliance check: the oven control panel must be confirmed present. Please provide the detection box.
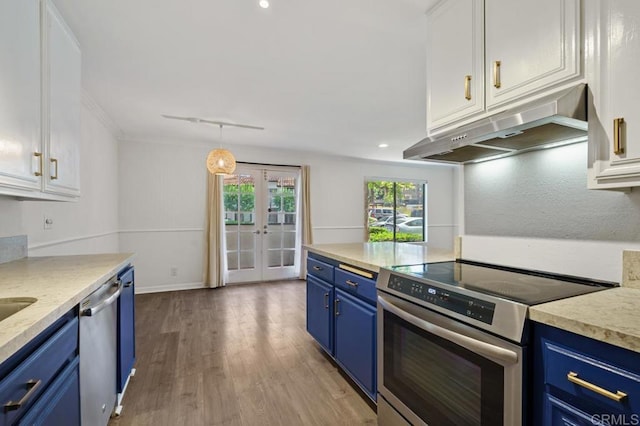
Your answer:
[387,275,496,324]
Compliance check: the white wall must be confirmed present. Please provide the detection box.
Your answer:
[0,96,120,256]
[118,138,460,292]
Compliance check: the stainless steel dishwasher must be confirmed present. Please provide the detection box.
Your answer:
[80,275,123,426]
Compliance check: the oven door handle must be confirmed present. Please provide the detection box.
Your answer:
[378,295,519,365]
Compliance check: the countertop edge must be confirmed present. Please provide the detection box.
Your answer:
[529,287,640,354]
[304,245,381,272]
[0,254,135,365]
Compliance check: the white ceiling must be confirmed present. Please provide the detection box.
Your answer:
[53,0,439,162]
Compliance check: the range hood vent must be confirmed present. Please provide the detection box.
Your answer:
[404,84,588,164]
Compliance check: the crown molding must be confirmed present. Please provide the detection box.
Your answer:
[81,89,124,139]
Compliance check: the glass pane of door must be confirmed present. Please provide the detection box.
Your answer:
[223,172,261,281]
[263,171,297,277]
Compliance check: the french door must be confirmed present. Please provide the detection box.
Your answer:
[223,165,300,283]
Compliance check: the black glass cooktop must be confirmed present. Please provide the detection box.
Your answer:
[391,260,616,305]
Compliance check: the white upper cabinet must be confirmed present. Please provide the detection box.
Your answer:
[43,0,81,197]
[0,0,42,192]
[485,0,581,109]
[587,1,640,189]
[0,0,81,199]
[426,0,582,135]
[426,0,484,130]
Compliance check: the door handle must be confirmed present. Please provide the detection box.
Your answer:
[82,280,123,316]
[334,298,340,316]
[33,152,43,177]
[263,230,268,234]
[323,292,329,309]
[464,75,472,100]
[614,117,625,155]
[254,230,261,234]
[50,158,58,180]
[493,60,501,89]
[4,379,42,412]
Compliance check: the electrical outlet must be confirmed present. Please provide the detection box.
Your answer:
[43,216,53,230]
[170,267,178,277]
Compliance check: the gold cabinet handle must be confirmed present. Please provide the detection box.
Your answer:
[493,61,501,89]
[50,158,58,180]
[33,152,43,177]
[323,292,329,309]
[4,379,42,412]
[334,298,340,316]
[614,118,625,155]
[567,372,628,402]
[464,75,472,100]
[346,279,359,288]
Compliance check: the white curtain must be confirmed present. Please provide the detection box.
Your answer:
[297,165,313,279]
[203,173,228,288]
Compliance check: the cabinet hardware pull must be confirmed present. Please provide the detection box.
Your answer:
[334,298,340,316]
[124,280,134,288]
[33,152,43,177]
[323,292,329,309]
[493,61,501,89]
[4,379,42,412]
[346,279,359,288]
[614,117,625,155]
[50,158,58,180]
[567,372,628,402]
[313,266,322,271]
[254,230,261,234]
[338,264,373,279]
[464,75,472,100]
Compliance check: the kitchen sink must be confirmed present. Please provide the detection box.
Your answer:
[0,298,37,322]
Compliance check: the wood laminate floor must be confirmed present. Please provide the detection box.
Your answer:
[109,280,377,426]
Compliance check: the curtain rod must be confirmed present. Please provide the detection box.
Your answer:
[237,161,301,168]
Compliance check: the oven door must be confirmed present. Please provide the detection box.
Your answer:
[377,292,523,426]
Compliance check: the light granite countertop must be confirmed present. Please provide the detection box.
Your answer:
[304,242,454,272]
[0,253,134,365]
[530,287,640,353]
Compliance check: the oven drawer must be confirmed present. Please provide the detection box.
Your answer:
[335,268,376,304]
[307,257,334,283]
[542,340,640,414]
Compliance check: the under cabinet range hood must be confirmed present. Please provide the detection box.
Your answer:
[405,84,588,164]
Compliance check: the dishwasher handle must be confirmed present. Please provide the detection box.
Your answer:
[82,280,123,317]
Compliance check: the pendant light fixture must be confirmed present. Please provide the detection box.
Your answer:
[206,124,236,175]
[160,114,264,176]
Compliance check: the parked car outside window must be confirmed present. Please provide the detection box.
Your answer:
[396,217,424,234]
[369,208,394,219]
[371,214,408,228]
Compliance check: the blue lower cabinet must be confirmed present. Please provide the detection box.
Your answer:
[306,275,334,354]
[117,266,136,393]
[334,288,376,399]
[18,357,80,426]
[544,393,611,426]
[534,322,640,426]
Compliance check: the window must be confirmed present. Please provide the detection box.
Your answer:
[366,179,426,242]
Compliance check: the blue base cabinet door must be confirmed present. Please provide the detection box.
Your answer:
[18,357,80,426]
[334,288,376,398]
[117,266,135,392]
[306,275,334,354]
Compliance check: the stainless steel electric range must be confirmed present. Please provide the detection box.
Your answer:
[376,259,616,426]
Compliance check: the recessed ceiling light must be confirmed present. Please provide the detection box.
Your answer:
[378,143,389,148]
[259,0,269,8]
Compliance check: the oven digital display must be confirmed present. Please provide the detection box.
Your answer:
[388,276,496,324]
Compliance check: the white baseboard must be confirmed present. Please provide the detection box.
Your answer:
[135,282,205,294]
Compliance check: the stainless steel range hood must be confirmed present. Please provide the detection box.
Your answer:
[404,84,588,164]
